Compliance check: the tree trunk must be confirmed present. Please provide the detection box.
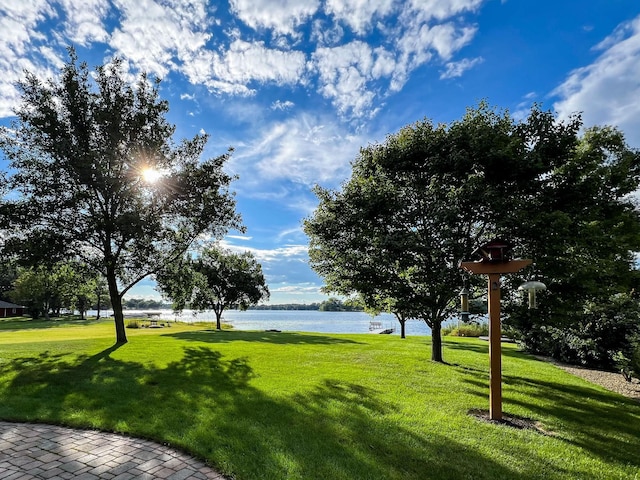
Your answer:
[431,321,443,362]
[96,290,102,320]
[215,308,223,330]
[43,298,50,321]
[107,269,127,344]
[400,319,406,339]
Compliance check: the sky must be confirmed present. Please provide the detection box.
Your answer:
[1,0,640,304]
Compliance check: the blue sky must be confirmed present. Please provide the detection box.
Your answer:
[1,1,640,304]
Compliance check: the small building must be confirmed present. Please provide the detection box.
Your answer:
[0,300,26,318]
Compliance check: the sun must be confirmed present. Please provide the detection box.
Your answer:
[141,167,162,184]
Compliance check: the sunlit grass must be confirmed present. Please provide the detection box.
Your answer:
[0,321,638,479]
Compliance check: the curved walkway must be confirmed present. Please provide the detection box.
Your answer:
[0,422,225,479]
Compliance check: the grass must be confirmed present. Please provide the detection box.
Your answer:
[0,318,638,480]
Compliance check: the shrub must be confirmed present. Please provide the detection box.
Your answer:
[126,320,140,329]
[508,293,640,370]
[443,322,489,337]
[612,336,640,382]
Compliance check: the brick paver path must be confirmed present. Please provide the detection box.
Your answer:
[0,421,225,479]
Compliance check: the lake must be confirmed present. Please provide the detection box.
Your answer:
[91,309,435,336]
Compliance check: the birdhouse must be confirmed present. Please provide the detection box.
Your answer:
[472,239,512,263]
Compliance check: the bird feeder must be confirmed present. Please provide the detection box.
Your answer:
[459,287,470,322]
[460,239,532,421]
[518,281,547,309]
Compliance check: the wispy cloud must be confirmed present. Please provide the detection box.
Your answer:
[271,100,295,111]
[226,234,253,241]
[182,39,307,95]
[553,14,640,147]
[110,0,211,78]
[313,41,388,118]
[58,0,110,46]
[440,56,484,79]
[220,240,308,263]
[0,2,59,116]
[233,113,368,187]
[229,0,319,36]
[270,284,322,294]
[276,226,304,241]
[324,0,395,35]
[0,0,486,121]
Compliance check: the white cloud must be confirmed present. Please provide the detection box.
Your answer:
[271,100,295,110]
[58,0,110,45]
[440,56,483,79]
[0,0,487,121]
[324,0,395,35]
[220,240,308,263]
[0,1,59,116]
[110,0,212,78]
[229,0,319,35]
[276,226,304,241]
[313,41,392,117]
[407,0,484,22]
[227,234,253,241]
[183,39,307,95]
[388,2,480,91]
[233,114,368,186]
[267,283,326,304]
[310,19,344,46]
[271,285,321,294]
[553,15,640,147]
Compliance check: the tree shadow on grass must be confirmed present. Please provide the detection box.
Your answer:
[442,339,529,359]
[0,345,534,480]
[502,374,640,467]
[162,329,365,345]
[454,365,640,470]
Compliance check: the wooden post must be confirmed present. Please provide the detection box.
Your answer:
[460,259,531,421]
[488,273,502,420]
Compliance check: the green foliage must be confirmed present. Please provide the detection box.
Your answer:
[0,259,18,302]
[306,102,640,365]
[157,246,269,330]
[443,322,489,337]
[122,298,170,309]
[508,293,640,371]
[9,261,102,320]
[612,347,640,382]
[126,320,140,329]
[318,297,363,311]
[0,49,242,343]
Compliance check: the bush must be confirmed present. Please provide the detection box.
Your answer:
[443,322,489,337]
[508,293,640,370]
[126,320,140,329]
[612,337,640,382]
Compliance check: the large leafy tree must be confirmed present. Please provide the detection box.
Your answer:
[0,50,242,343]
[0,259,18,302]
[500,122,640,367]
[10,262,74,319]
[157,247,269,330]
[306,105,520,361]
[305,103,640,364]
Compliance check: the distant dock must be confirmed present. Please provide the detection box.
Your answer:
[369,321,395,334]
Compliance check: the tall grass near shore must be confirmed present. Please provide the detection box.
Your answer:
[0,319,638,479]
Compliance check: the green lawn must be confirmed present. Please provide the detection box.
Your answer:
[0,318,638,480]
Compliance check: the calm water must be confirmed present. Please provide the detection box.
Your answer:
[92,309,434,336]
